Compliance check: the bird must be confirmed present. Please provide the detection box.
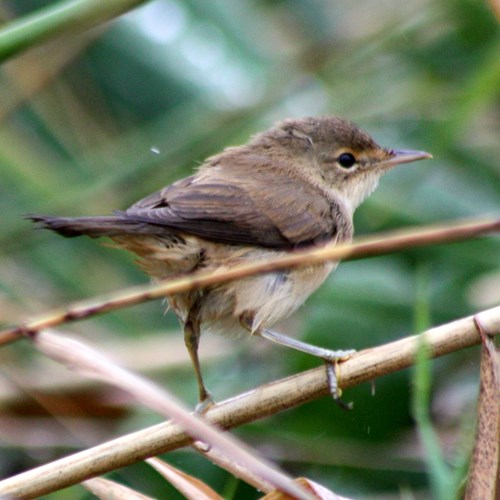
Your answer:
[29,116,431,408]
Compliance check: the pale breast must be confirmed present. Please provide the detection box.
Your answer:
[198,245,336,336]
[111,234,339,339]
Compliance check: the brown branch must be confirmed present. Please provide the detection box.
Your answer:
[1,305,499,499]
[1,218,499,346]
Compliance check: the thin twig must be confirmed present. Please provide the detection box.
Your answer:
[0,305,498,499]
[1,218,498,346]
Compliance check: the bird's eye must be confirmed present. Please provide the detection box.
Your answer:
[337,152,356,168]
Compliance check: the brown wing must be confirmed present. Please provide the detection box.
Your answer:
[123,171,339,249]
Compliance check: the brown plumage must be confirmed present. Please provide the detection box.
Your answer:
[29,116,431,406]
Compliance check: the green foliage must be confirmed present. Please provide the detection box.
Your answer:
[0,0,498,498]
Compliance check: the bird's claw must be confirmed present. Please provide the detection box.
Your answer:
[324,350,355,410]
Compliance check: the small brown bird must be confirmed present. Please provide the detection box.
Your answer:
[30,116,431,407]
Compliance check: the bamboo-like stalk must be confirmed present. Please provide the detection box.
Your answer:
[0,305,498,499]
[1,218,499,346]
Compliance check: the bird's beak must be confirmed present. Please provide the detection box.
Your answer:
[380,149,433,169]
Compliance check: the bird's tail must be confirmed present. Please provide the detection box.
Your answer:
[27,214,161,238]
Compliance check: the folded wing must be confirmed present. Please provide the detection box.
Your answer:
[124,170,340,249]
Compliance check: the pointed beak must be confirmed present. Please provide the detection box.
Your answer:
[380,149,433,169]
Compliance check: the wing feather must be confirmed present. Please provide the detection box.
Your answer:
[124,168,339,249]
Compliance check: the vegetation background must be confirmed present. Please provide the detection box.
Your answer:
[0,0,498,498]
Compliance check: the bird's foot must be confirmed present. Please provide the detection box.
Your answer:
[321,349,356,409]
[194,390,215,414]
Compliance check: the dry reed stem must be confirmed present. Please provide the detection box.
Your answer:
[0,305,498,499]
[30,330,312,500]
[1,218,498,346]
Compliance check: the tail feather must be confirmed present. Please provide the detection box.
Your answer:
[27,215,163,238]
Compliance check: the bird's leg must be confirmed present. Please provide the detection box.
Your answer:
[258,329,355,405]
[184,301,213,412]
[241,315,354,406]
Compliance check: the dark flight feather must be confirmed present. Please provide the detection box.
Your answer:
[29,171,341,249]
[122,170,340,248]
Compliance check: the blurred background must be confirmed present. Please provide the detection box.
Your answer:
[0,0,499,497]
